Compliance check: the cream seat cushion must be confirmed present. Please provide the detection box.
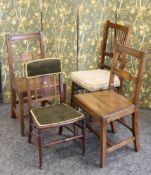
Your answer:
[71,69,120,92]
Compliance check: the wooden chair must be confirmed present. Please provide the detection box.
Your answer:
[71,20,131,133]
[5,32,45,136]
[25,58,85,169]
[71,20,131,101]
[72,43,147,168]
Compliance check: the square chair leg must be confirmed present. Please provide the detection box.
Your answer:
[132,112,140,152]
[100,119,107,168]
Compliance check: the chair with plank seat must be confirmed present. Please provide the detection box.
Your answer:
[5,32,46,136]
[25,58,85,169]
[72,43,147,168]
[71,20,131,101]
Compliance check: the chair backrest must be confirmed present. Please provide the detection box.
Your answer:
[100,20,131,69]
[109,43,147,107]
[5,32,45,82]
[25,58,64,109]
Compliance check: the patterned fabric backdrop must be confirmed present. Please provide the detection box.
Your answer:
[116,0,151,108]
[0,0,41,101]
[0,0,150,108]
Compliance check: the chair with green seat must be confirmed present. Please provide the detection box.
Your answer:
[25,58,85,169]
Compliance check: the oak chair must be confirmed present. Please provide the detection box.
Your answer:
[73,43,147,168]
[71,20,131,101]
[71,20,131,133]
[5,32,45,136]
[25,58,85,169]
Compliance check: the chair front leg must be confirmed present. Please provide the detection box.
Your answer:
[100,119,107,168]
[28,114,32,143]
[38,129,43,169]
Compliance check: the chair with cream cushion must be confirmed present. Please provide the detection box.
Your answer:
[71,69,120,92]
[71,20,131,102]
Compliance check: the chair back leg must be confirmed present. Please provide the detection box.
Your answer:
[82,120,86,156]
[132,112,140,152]
[11,87,16,118]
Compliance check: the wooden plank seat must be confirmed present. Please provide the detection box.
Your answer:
[74,91,135,122]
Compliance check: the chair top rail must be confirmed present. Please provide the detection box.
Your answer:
[116,43,146,59]
[7,32,43,41]
[107,20,130,31]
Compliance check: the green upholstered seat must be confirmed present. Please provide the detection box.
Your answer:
[30,103,84,128]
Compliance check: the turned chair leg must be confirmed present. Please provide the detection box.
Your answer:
[100,119,107,168]
[11,87,16,119]
[132,112,140,152]
[38,130,43,169]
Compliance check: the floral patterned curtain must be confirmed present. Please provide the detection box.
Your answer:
[0,0,150,108]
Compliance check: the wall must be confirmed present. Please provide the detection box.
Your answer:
[0,0,41,100]
[78,0,151,108]
[0,0,150,108]
[116,0,151,108]
[42,0,77,99]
